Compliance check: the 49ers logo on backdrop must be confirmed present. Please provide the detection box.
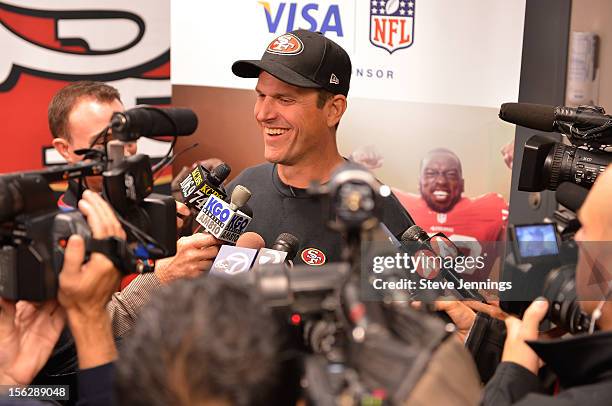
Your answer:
[0,0,171,173]
[266,33,304,55]
[301,248,326,266]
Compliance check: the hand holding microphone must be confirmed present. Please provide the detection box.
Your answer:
[196,185,253,243]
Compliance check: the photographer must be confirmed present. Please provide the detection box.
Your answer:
[48,81,221,338]
[440,165,612,404]
[0,190,124,405]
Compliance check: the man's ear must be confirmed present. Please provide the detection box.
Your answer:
[327,95,347,127]
[52,138,71,160]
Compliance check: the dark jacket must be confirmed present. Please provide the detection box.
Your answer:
[482,330,612,405]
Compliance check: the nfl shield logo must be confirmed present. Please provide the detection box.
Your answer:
[370,0,415,54]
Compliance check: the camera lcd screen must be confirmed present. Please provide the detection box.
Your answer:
[514,224,559,258]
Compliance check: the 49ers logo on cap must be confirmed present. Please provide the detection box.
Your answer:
[301,248,326,266]
[266,33,304,55]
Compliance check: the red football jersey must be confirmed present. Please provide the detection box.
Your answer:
[395,191,508,279]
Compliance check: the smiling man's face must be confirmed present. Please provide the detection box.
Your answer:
[419,152,464,213]
[254,71,332,166]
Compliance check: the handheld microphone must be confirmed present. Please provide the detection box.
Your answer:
[111,106,199,141]
[401,226,485,301]
[195,185,253,243]
[556,182,590,212]
[499,102,612,132]
[254,233,300,265]
[179,163,230,211]
[209,232,265,277]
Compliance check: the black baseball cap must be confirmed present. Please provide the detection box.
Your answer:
[232,30,351,96]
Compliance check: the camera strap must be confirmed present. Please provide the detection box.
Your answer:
[88,237,137,275]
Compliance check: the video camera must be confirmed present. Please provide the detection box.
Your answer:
[0,106,197,301]
[499,103,612,192]
[246,163,451,405]
[497,102,610,333]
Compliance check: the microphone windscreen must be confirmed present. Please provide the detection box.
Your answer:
[556,182,589,212]
[231,185,252,208]
[499,103,556,132]
[236,232,265,250]
[271,232,300,260]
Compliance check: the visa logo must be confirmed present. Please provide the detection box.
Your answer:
[258,2,343,37]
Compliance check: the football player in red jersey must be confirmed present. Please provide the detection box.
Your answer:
[394,148,509,281]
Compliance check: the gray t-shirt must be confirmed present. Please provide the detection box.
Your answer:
[227,163,414,265]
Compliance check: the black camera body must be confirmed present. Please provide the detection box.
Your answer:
[519,134,611,192]
[0,156,177,301]
[0,105,198,301]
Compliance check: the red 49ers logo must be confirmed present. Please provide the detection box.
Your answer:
[301,248,326,266]
[266,33,303,55]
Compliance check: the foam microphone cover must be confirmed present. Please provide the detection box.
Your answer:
[236,232,265,250]
[499,103,556,132]
[556,182,590,212]
[230,185,251,210]
[271,232,300,261]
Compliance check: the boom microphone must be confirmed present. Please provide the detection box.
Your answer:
[499,102,612,132]
[111,106,199,141]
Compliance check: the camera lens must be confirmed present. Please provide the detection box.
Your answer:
[542,264,591,334]
[543,144,610,190]
[519,135,612,192]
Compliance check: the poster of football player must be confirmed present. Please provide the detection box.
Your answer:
[392,148,509,281]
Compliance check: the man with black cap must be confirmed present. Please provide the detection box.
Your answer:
[229,30,413,265]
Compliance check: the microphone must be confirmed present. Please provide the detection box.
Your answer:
[254,233,300,266]
[179,163,230,211]
[195,185,253,243]
[271,233,300,261]
[401,225,485,301]
[556,182,590,212]
[209,232,266,277]
[111,106,199,141]
[236,232,266,250]
[499,102,612,132]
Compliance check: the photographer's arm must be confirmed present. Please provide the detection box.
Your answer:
[481,300,548,405]
[106,232,221,338]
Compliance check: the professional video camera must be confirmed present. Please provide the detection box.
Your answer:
[497,102,607,333]
[0,106,197,301]
[247,163,452,405]
[499,103,612,192]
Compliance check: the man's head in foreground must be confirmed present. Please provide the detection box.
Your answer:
[419,148,465,213]
[232,30,351,168]
[116,275,303,406]
[49,81,135,191]
[575,165,612,329]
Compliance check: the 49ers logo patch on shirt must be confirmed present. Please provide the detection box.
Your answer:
[266,33,304,55]
[301,248,326,266]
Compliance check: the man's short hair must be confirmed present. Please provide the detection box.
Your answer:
[48,81,121,142]
[116,276,303,406]
[419,148,463,175]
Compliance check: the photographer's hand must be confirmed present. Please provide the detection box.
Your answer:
[154,233,221,284]
[501,298,548,375]
[0,299,65,387]
[58,190,123,369]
